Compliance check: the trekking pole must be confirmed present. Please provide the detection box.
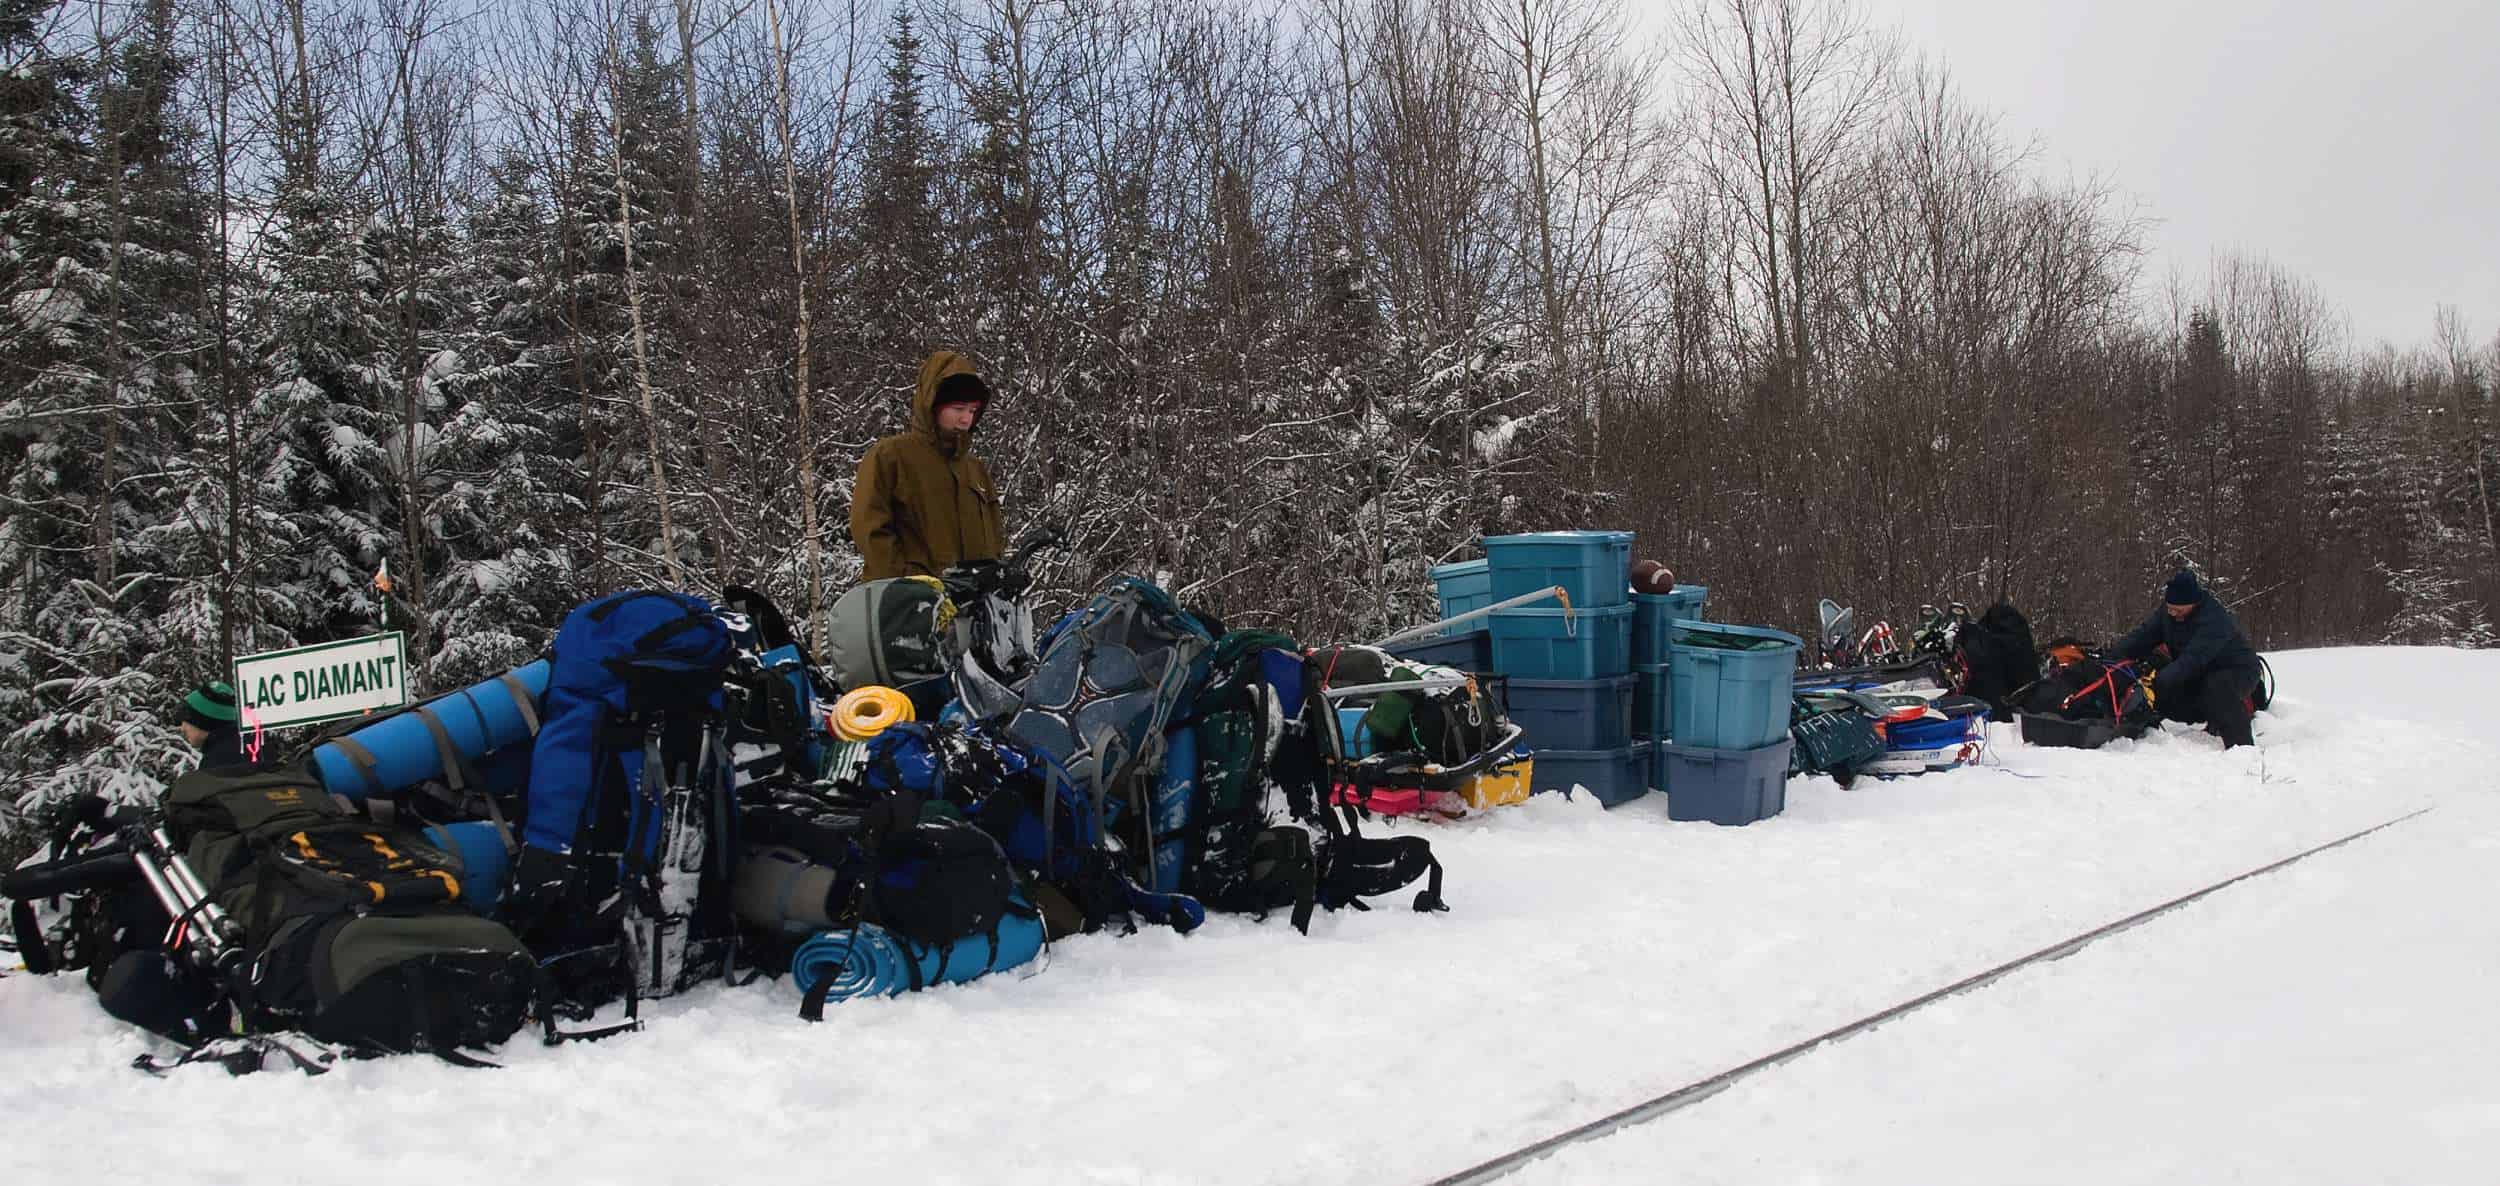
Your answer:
[1320,676,1480,700]
[131,826,245,969]
[1369,586,1570,651]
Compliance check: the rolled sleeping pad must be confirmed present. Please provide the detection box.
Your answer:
[789,894,1045,1006]
[732,845,847,933]
[313,660,550,803]
[829,685,914,743]
[423,820,512,918]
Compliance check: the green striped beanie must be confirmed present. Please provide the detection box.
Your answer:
[179,681,239,729]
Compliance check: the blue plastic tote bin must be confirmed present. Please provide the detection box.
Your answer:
[1631,584,1710,667]
[1431,558,1494,623]
[1633,662,1671,740]
[1489,603,1635,680]
[1665,620,1801,750]
[1387,627,1493,673]
[1655,737,1793,825]
[1529,740,1651,808]
[1485,531,1634,609]
[1503,674,1636,752]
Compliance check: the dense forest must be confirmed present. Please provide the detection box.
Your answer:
[3,0,2494,833]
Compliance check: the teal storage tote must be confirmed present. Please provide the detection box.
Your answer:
[1485,531,1633,609]
[1431,558,1493,623]
[1503,674,1636,751]
[1630,584,1709,666]
[1655,737,1792,825]
[1388,628,1492,673]
[1664,620,1801,749]
[1335,707,1375,757]
[1633,662,1671,739]
[1489,603,1634,680]
[1528,740,1651,807]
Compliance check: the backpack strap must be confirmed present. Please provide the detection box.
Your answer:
[534,960,643,1045]
[325,736,390,803]
[134,1032,343,1077]
[498,671,543,736]
[798,973,837,1021]
[632,609,719,655]
[1408,840,1447,913]
[11,897,52,975]
[412,705,479,795]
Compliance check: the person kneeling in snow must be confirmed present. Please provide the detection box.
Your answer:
[2114,570,2264,748]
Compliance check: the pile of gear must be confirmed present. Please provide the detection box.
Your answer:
[3,541,1513,1072]
[1790,571,2275,784]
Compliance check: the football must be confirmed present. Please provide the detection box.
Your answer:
[1631,558,1676,593]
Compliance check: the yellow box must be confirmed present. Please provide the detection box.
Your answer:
[1462,758,1534,810]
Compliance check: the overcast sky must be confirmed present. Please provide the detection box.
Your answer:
[1842,0,2500,350]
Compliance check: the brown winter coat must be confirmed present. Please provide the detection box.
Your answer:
[849,351,1006,581]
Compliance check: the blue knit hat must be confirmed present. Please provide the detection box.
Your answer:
[2164,569,2203,606]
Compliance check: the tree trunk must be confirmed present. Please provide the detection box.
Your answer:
[770,0,826,650]
[612,54,688,589]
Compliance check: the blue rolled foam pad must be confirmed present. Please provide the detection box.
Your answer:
[789,898,1047,1005]
[423,821,511,917]
[314,660,550,801]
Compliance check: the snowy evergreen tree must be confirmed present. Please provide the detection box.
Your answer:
[851,11,939,375]
[422,162,580,685]
[0,0,210,838]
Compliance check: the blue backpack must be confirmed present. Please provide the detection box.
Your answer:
[514,589,740,999]
[859,720,1204,933]
[1007,581,1213,841]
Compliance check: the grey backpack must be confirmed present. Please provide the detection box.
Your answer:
[824,577,950,690]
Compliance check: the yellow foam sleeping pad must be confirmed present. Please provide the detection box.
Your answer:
[830,685,916,742]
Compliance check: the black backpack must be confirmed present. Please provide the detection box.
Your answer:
[2022,652,2157,737]
[862,817,1016,947]
[1171,632,1326,931]
[164,764,534,1056]
[1955,602,2038,722]
[735,777,1027,961]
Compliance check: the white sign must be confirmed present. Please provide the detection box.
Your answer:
[233,632,410,729]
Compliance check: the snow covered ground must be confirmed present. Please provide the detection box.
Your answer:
[4,646,2494,1185]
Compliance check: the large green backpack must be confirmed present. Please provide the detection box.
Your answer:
[1170,631,1325,929]
[165,764,534,1056]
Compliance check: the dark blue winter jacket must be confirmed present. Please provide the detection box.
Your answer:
[2115,594,2260,693]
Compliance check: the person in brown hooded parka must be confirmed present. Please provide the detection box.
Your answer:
[849,350,1007,581]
